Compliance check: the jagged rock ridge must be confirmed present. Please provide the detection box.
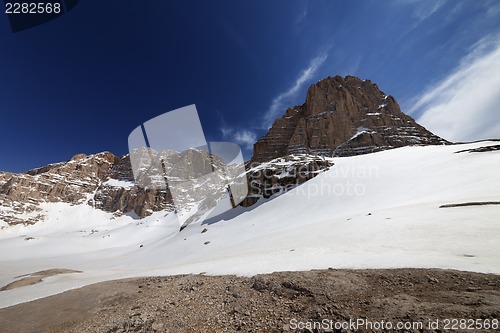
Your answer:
[0,152,173,225]
[241,155,334,207]
[253,75,449,162]
[0,146,241,226]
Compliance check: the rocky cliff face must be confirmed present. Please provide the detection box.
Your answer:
[0,153,173,226]
[0,148,242,227]
[253,75,449,162]
[0,151,332,226]
[241,155,334,207]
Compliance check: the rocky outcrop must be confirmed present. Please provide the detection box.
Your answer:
[17,152,116,202]
[0,150,333,226]
[0,153,114,225]
[91,155,174,218]
[253,75,449,162]
[242,155,334,207]
[0,153,173,225]
[0,148,237,226]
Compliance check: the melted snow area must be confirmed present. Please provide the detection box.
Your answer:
[1,142,499,307]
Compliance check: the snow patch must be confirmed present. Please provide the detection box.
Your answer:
[1,142,499,308]
[349,127,372,140]
[102,179,135,189]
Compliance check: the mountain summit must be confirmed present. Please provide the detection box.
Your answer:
[253,75,449,162]
[0,75,450,225]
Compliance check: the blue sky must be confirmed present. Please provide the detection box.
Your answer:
[1,0,499,172]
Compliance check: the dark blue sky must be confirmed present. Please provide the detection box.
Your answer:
[1,0,499,172]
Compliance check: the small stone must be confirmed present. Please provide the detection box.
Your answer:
[427,275,439,283]
[152,322,164,330]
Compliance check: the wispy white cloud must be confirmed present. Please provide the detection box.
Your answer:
[395,0,445,20]
[220,127,257,150]
[410,34,500,142]
[220,127,233,138]
[411,0,446,21]
[262,53,328,129]
[233,130,258,149]
[394,0,447,37]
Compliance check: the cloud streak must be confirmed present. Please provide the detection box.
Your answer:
[233,130,258,149]
[393,0,447,39]
[262,53,328,129]
[220,127,257,151]
[412,0,445,21]
[395,0,446,21]
[410,34,500,142]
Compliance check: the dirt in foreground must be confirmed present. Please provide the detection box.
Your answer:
[0,268,499,333]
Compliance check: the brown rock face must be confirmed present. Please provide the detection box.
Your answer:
[241,155,334,207]
[0,148,232,226]
[91,155,174,218]
[253,75,449,162]
[0,153,173,225]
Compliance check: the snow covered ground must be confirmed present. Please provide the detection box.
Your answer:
[0,141,499,308]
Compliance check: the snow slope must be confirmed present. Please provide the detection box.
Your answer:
[0,141,499,308]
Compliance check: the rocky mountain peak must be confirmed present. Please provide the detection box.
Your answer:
[253,75,449,162]
[0,75,450,227]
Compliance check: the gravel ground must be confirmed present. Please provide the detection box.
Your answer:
[0,268,499,333]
